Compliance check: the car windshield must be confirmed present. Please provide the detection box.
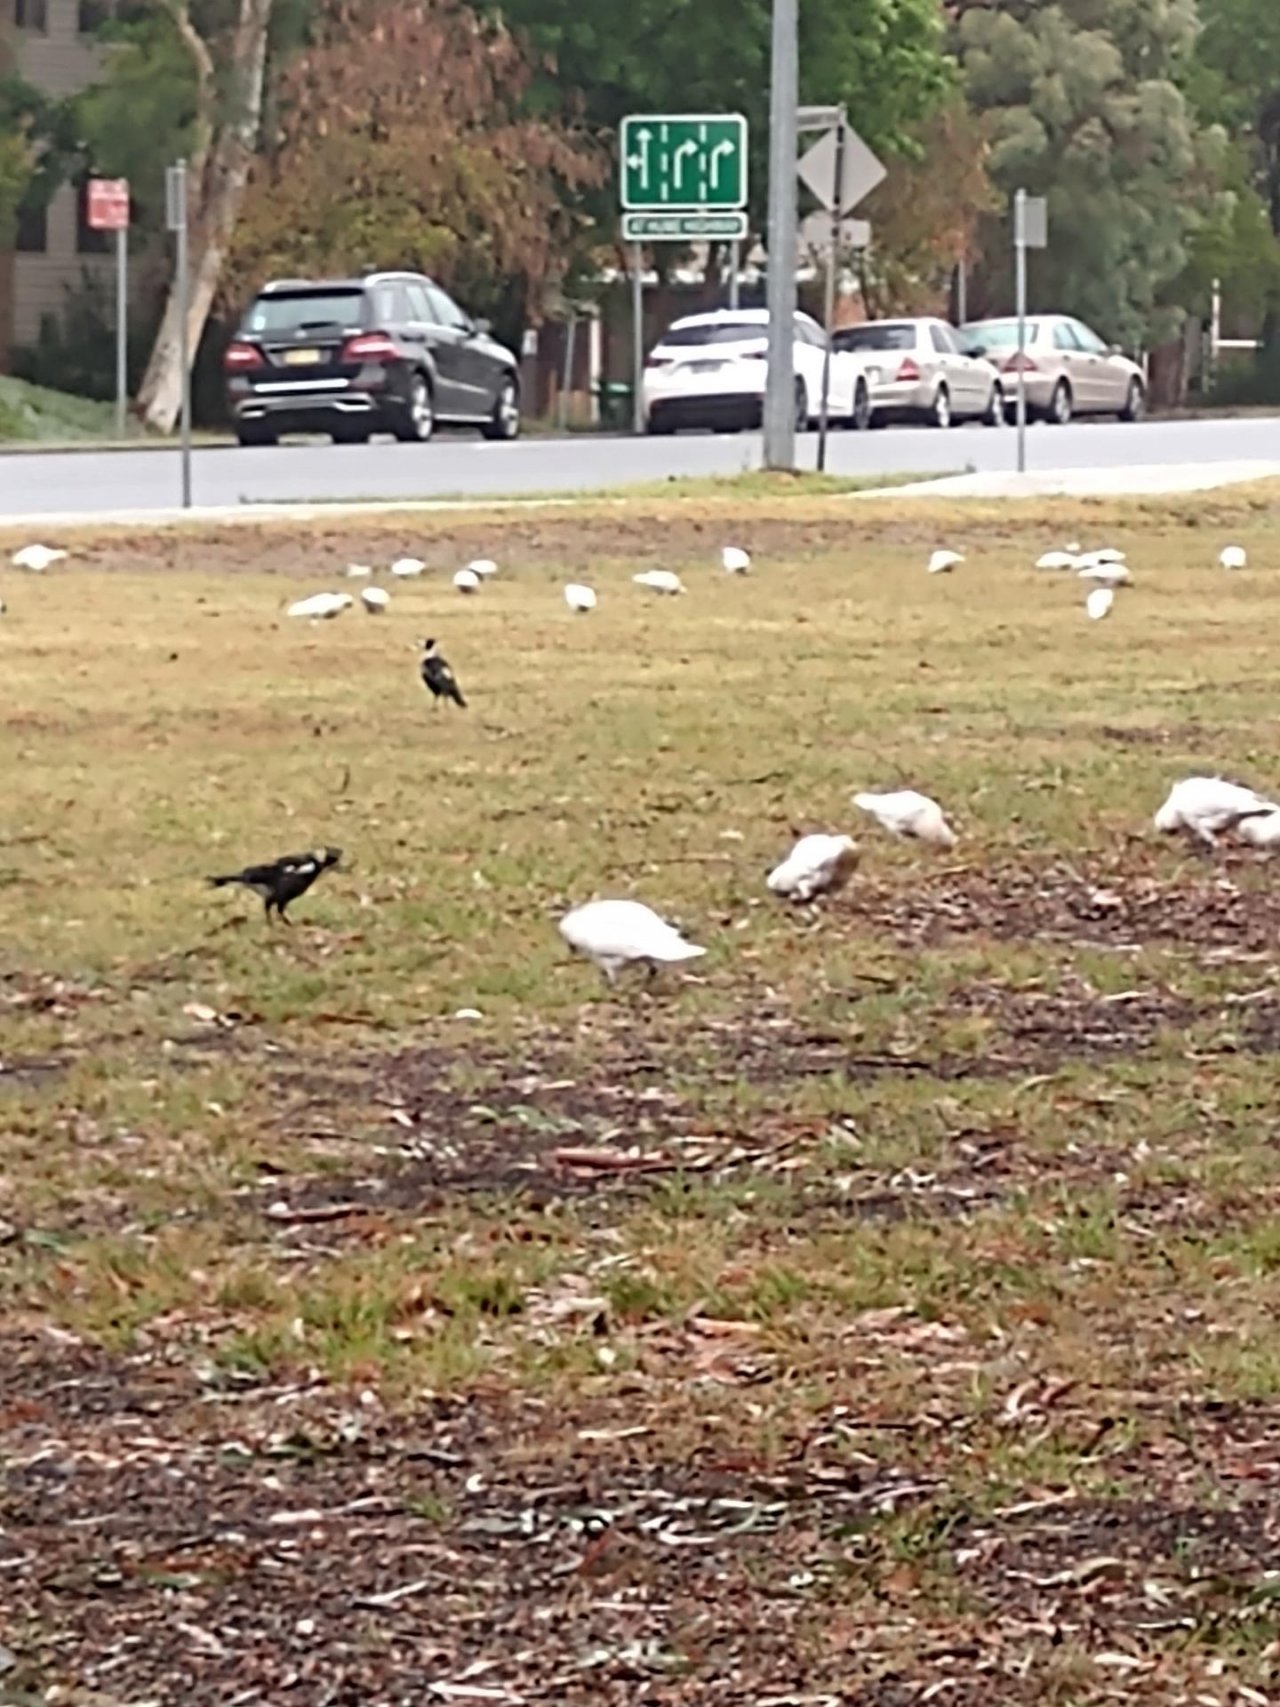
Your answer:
[961,321,1041,350]
[244,291,367,336]
[835,323,917,351]
[659,322,767,347]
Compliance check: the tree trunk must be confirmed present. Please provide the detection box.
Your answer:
[137,0,274,433]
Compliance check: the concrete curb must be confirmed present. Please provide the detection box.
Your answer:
[854,462,1280,500]
[0,494,628,532]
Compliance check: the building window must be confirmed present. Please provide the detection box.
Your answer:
[76,180,112,255]
[78,0,109,29]
[14,0,49,30]
[16,196,47,253]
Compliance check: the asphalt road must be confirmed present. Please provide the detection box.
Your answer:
[2,414,1278,517]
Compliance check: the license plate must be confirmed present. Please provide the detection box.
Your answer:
[689,360,723,374]
[283,348,321,366]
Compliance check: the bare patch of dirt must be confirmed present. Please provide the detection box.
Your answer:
[4,1332,1276,1705]
[855,857,1280,955]
[71,510,875,583]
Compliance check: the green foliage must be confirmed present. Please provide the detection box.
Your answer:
[0,125,33,249]
[73,12,197,231]
[482,0,951,234]
[0,69,79,224]
[954,0,1214,345]
[11,270,149,403]
[0,370,122,441]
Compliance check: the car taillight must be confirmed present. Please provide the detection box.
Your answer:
[223,341,263,371]
[895,356,921,381]
[342,331,399,362]
[1002,351,1038,373]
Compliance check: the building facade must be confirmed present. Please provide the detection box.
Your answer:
[3,0,118,366]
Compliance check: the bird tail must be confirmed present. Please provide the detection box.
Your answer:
[207,874,238,888]
[663,941,706,963]
[451,686,468,707]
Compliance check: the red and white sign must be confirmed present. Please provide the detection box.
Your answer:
[86,178,130,233]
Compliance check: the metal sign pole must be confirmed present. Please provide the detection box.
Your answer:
[631,244,644,435]
[1014,187,1027,475]
[763,0,799,469]
[176,159,192,508]
[816,114,845,474]
[115,226,128,440]
[728,239,740,310]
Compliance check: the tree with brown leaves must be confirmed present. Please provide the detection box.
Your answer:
[226,0,604,326]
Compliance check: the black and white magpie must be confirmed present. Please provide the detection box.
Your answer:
[208,846,341,923]
[420,638,466,708]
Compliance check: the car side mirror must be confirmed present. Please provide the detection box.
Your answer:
[473,316,492,336]
[969,345,986,357]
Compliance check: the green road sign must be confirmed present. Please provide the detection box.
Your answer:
[620,114,748,211]
[622,210,748,241]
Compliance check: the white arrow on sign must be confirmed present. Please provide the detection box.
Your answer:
[672,138,699,191]
[797,122,886,215]
[709,138,736,190]
[627,126,654,191]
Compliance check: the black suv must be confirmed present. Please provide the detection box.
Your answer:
[223,271,521,446]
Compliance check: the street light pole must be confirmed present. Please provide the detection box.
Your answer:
[763,0,798,469]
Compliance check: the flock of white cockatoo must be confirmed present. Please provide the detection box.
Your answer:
[3,533,1269,988]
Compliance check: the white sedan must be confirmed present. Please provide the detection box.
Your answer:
[642,308,877,434]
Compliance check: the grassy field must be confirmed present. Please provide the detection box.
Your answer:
[4,483,1280,1703]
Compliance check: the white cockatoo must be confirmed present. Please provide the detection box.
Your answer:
[633,570,685,595]
[1035,550,1080,571]
[853,789,957,849]
[928,549,964,575]
[287,592,353,620]
[1154,777,1280,847]
[346,563,373,579]
[559,899,706,983]
[466,558,498,578]
[360,586,390,613]
[1085,587,1114,621]
[1235,811,1280,850]
[766,834,858,902]
[390,557,426,578]
[1220,545,1247,570]
[564,583,597,613]
[721,546,751,574]
[1077,561,1131,587]
[453,568,481,594]
[11,544,66,572]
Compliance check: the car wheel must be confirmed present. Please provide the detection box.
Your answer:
[1047,380,1072,425]
[984,383,1005,427]
[393,374,435,443]
[1120,378,1145,422]
[481,377,520,441]
[235,423,277,448]
[849,378,872,432]
[928,386,952,428]
[645,413,675,436]
[794,379,809,432]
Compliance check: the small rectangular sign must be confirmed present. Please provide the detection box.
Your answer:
[622,210,749,241]
[1015,194,1048,249]
[165,163,187,233]
[86,177,130,232]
